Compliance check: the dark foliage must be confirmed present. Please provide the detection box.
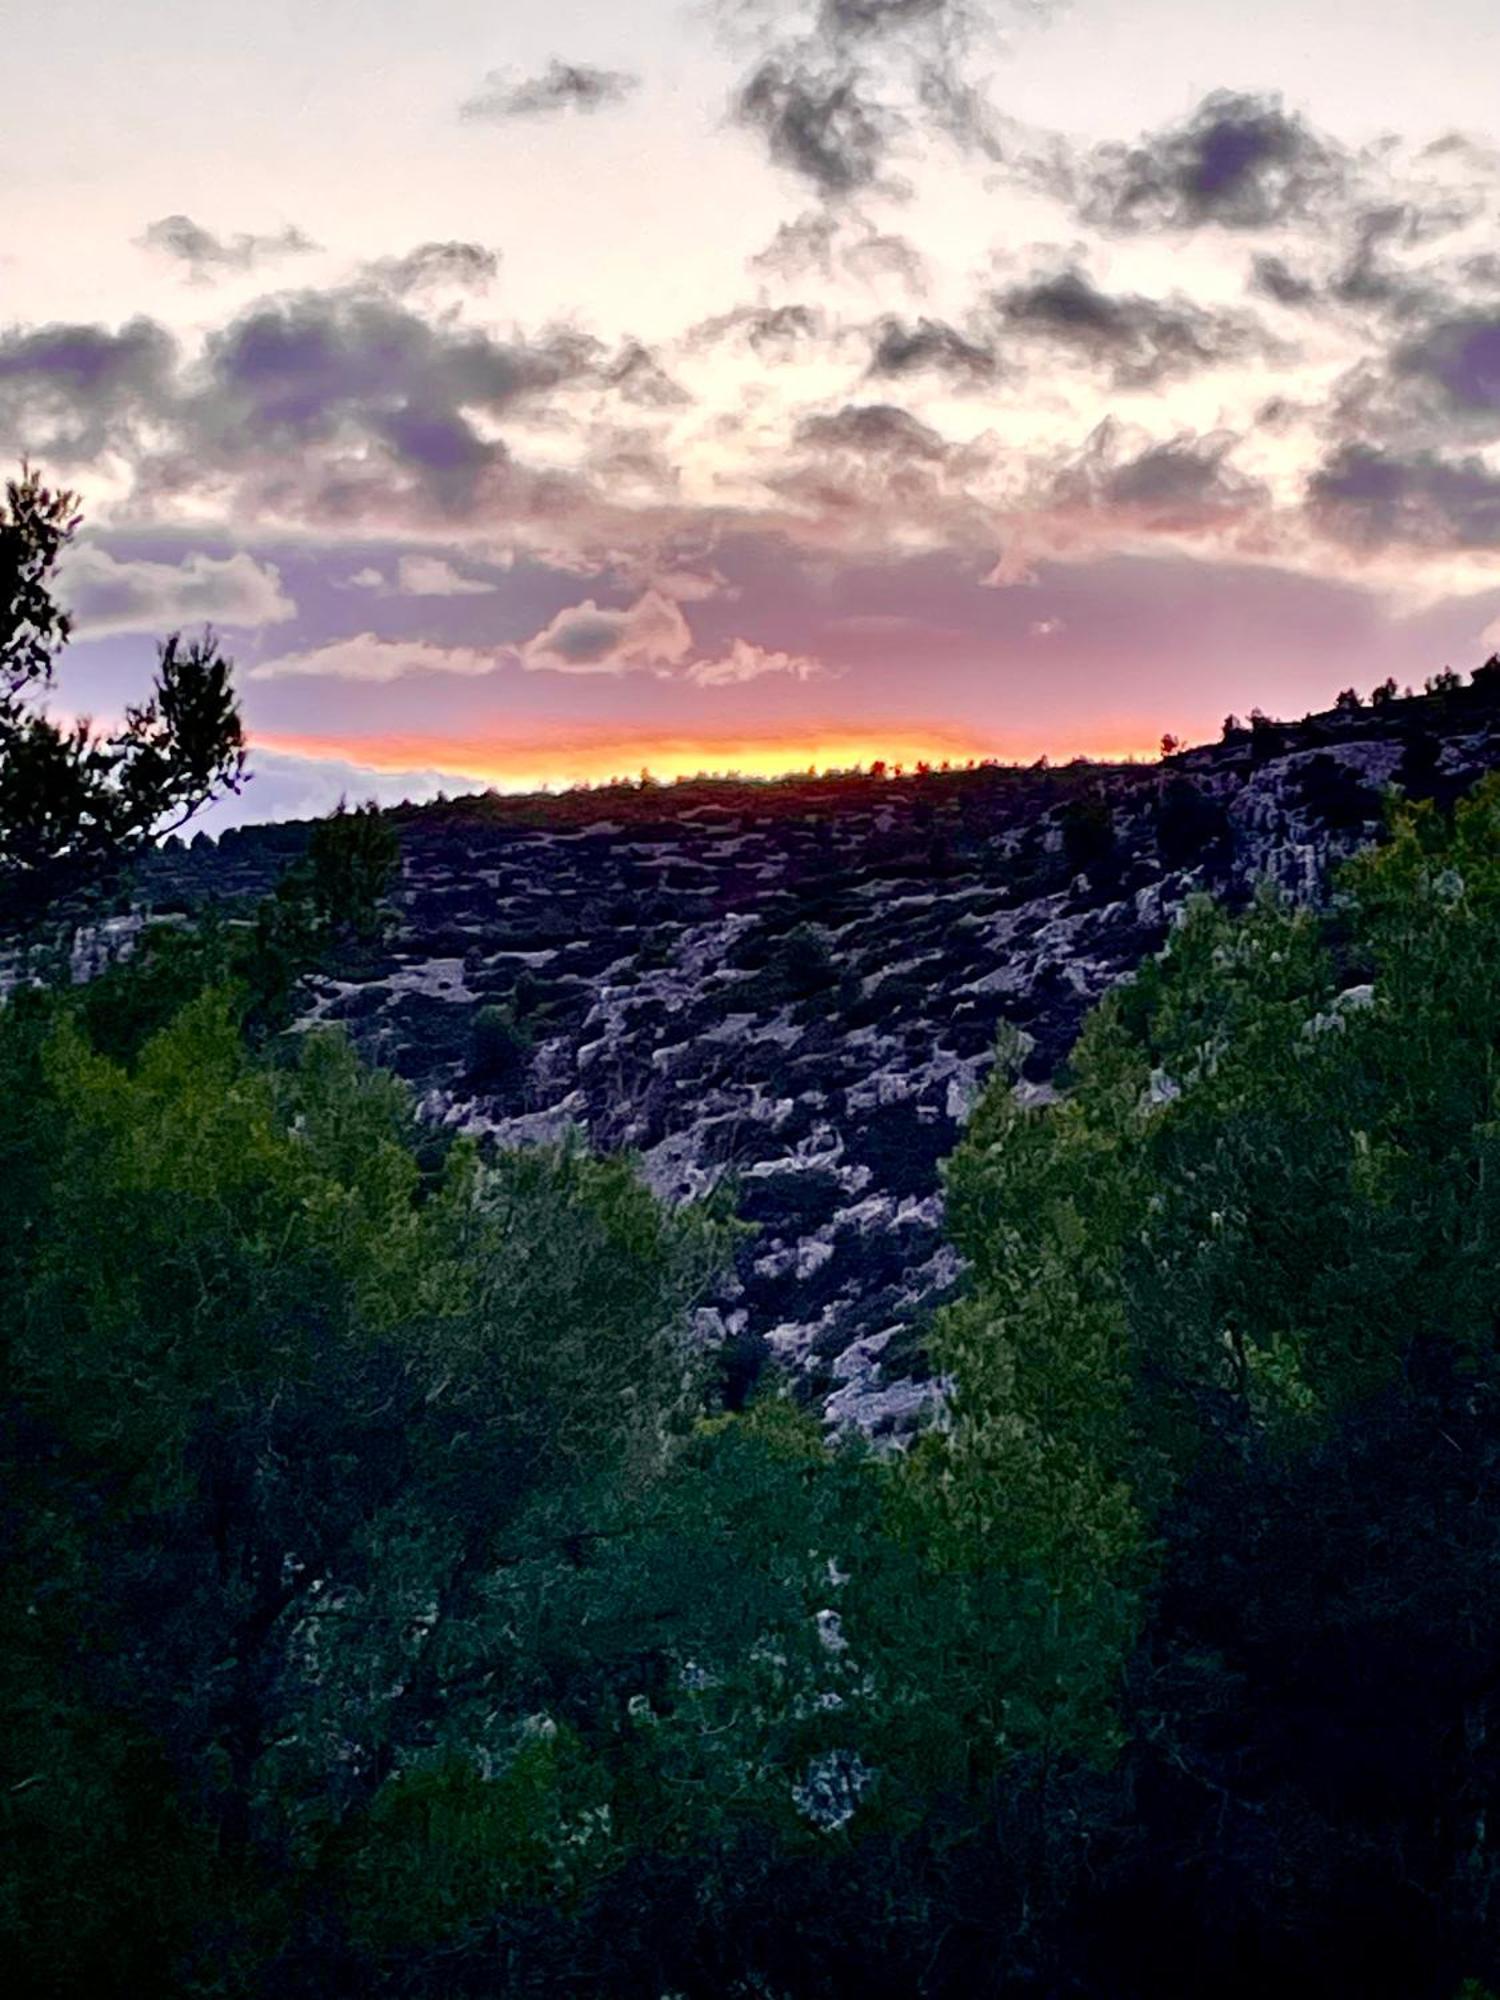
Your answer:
[468,1001,533,1094]
[0,466,246,928]
[1292,749,1382,829]
[1155,774,1232,870]
[1059,787,1118,878]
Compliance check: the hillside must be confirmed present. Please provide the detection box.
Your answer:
[143,676,1500,1434]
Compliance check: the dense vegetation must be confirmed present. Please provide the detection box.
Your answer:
[4,768,1500,1996]
[4,460,1500,1998]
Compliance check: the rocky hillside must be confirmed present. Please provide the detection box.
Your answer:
[142,679,1500,1436]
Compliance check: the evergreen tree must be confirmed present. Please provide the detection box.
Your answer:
[0,465,245,926]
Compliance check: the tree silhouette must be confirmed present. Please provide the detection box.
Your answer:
[0,464,246,926]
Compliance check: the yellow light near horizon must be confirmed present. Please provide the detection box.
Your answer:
[251,722,1164,794]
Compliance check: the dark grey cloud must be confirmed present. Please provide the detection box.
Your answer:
[0,316,178,461]
[1251,197,1492,323]
[1322,300,1500,469]
[866,314,997,381]
[794,402,949,459]
[192,292,595,449]
[734,57,901,195]
[138,213,319,280]
[0,289,607,532]
[1044,419,1269,528]
[360,241,500,296]
[369,405,497,476]
[1060,91,1346,235]
[1308,442,1500,550]
[1289,156,1500,476]
[992,264,1271,387]
[1392,311,1500,420]
[460,60,639,123]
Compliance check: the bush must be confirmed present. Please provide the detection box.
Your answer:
[304,799,400,939]
[769,921,836,999]
[1155,775,1231,871]
[468,1000,531,1092]
[1060,789,1117,877]
[1294,750,1382,830]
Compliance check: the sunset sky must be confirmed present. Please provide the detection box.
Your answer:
[8,0,1500,823]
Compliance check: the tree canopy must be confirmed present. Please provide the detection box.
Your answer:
[0,465,245,925]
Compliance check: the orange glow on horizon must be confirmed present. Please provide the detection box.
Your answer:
[251,721,1164,792]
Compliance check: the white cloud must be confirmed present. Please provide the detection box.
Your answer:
[520,588,693,674]
[396,553,495,595]
[685,637,823,685]
[337,556,494,594]
[1028,616,1065,637]
[249,633,505,683]
[192,746,454,835]
[58,544,295,637]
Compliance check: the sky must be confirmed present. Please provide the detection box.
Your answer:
[7,0,1500,824]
